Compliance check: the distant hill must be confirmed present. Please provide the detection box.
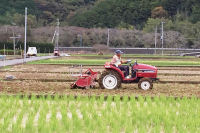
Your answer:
[1,0,200,28]
[70,0,200,29]
[0,0,98,26]
[0,0,200,48]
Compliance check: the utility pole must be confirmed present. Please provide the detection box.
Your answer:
[80,35,82,47]
[24,7,27,61]
[107,28,110,47]
[77,34,83,47]
[4,44,5,55]
[10,33,21,55]
[154,25,157,54]
[52,30,56,43]
[55,19,60,49]
[161,22,165,56]
[52,19,60,50]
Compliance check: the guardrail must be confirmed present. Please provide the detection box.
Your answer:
[0,55,6,60]
[58,47,200,55]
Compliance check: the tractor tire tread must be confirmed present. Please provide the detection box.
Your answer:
[138,78,153,90]
[98,70,122,89]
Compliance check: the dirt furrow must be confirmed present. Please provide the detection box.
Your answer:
[1,70,200,77]
[0,81,199,97]
[1,79,200,84]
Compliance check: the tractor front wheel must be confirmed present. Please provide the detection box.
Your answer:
[98,70,121,90]
[138,78,153,90]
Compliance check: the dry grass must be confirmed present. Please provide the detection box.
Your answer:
[0,81,199,97]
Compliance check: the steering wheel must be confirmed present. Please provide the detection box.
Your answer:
[130,60,138,67]
[126,59,132,64]
[134,60,138,65]
[126,59,132,66]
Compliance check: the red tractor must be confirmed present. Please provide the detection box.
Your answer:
[54,49,60,56]
[71,61,158,90]
[98,61,158,90]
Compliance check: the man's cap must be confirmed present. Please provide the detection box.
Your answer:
[115,50,123,54]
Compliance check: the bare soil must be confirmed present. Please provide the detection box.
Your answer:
[1,71,200,82]
[0,72,75,80]
[2,64,200,74]
[0,64,200,97]
[158,75,200,81]
[0,81,199,97]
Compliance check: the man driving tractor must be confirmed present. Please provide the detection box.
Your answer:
[111,50,130,79]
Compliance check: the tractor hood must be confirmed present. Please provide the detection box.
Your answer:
[133,63,157,71]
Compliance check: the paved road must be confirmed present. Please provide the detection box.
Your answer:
[0,56,57,67]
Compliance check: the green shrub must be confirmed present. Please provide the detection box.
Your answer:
[0,49,22,55]
[0,42,54,53]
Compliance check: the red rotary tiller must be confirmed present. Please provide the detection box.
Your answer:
[70,67,98,89]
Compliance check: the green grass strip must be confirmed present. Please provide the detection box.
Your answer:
[28,58,200,66]
[71,54,194,59]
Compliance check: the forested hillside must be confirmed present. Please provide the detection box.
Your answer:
[1,0,200,28]
[0,0,200,48]
[0,0,97,26]
[71,0,200,28]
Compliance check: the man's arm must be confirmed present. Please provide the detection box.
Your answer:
[121,60,128,64]
[111,55,117,64]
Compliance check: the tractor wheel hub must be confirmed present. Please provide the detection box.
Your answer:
[103,74,117,89]
[141,81,151,90]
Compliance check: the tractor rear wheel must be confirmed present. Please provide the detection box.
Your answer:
[98,70,121,90]
[138,78,153,90]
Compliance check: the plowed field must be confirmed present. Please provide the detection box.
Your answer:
[0,64,200,97]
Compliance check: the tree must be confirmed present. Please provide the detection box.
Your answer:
[151,6,168,19]
[161,0,181,17]
[190,5,200,23]
[13,13,24,26]
[143,18,174,32]
[28,14,37,28]
[70,0,153,29]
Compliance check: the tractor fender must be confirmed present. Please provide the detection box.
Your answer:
[105,67,124,80]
